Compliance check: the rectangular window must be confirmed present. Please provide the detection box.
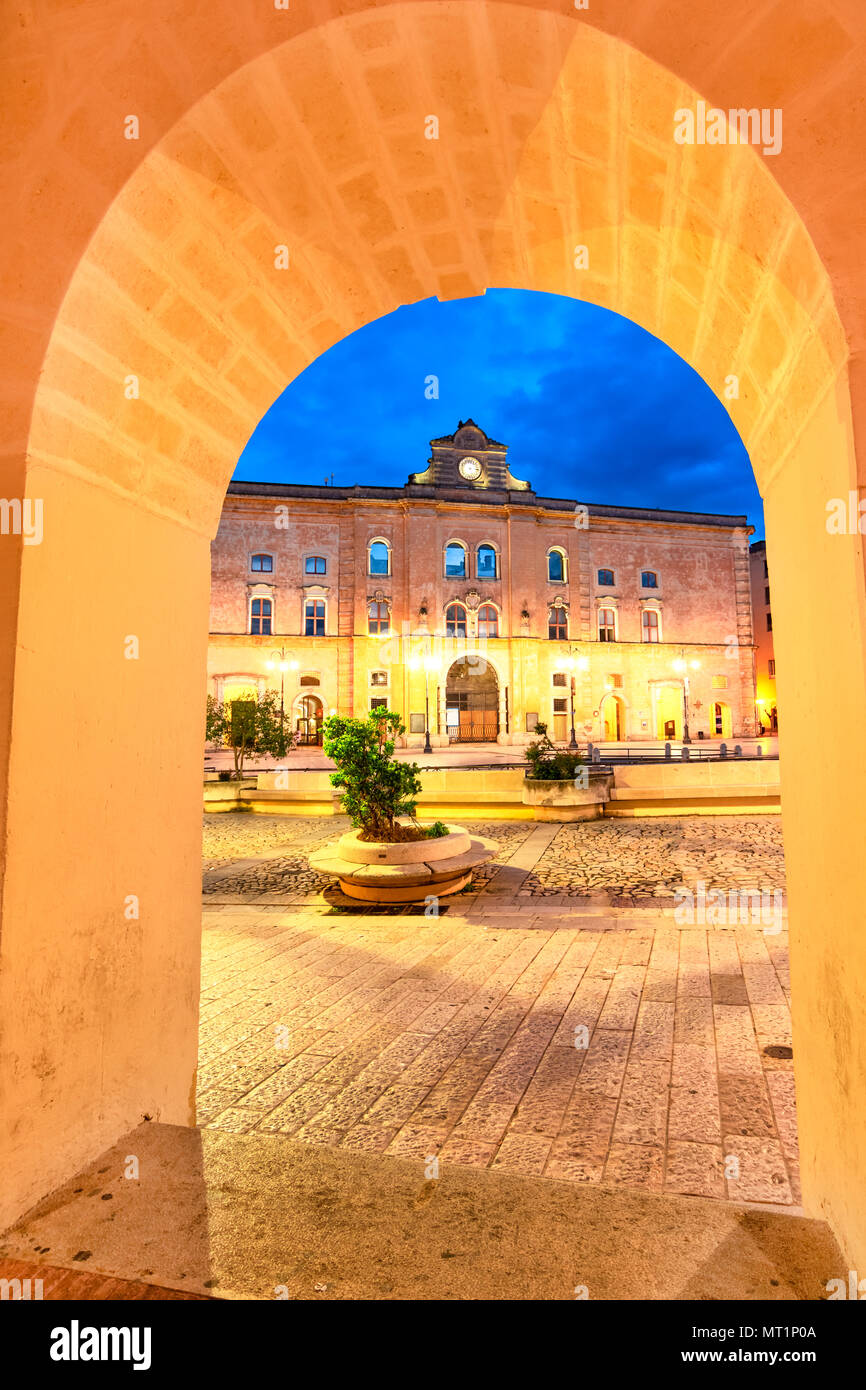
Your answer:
[764,560,768,578]
[370,697,388,711]
[767,612,773,632]
[552,672,567,686]
[305,556,326,575]
[304,599,325,636]
[553,698,567,713]
[712,674,728,689]
[250,597,272,635]
[769,659,776,677]
[251,554,273,573]
[765,585,770,605]
[641,609,660,642]
[607,674,623,688]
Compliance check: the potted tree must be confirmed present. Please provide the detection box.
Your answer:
[521,722,613,821]
[310,708,495,902]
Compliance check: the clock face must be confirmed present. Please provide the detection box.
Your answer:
[459,456,482,481]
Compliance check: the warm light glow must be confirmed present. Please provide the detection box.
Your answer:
[672,658,685,672]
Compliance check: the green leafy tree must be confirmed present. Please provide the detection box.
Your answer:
[323,707,422,839]
[205,689,296,779]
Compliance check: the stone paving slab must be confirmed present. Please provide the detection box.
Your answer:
[198,811,796,1208]
[198,904,798,1206]
[1,1121,838,1303]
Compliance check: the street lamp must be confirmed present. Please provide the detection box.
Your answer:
[265,646,299,743]
[672,651,700,744]
[410,648,437,754]
[563,649,589,749]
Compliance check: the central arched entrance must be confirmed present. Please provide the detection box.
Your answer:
[445,658,499,743]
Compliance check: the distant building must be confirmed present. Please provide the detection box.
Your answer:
[208,420,757,746]
[749,539,777,733]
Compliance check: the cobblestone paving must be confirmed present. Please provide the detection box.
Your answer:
[524,819,785,903]
[202,815,534,902]
[198,812,796,1206]
[203,814,785,906]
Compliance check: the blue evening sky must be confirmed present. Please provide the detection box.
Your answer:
[236,289,763,539]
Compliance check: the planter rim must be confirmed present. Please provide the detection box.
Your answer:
[337,823,470,866]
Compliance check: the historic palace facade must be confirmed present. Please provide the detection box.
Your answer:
[208,421,757,747]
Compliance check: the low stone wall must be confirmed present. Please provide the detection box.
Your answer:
[607,758,781,815]
[203,760,781,817]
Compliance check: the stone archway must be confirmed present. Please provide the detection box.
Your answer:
[2,1,866,1271]
[445,657,500,742]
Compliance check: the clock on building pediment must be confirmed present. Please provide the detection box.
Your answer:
[407,418,532,493]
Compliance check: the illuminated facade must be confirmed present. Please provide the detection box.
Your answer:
[749,539,777,733]
[208,421,757,746]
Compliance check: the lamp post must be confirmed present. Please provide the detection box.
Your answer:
[672,651,700,744]
[563,648,590,749]
[410,646,437,754]
[265,647,299,744]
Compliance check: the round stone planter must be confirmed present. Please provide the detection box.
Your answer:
[522,767,614,821]
[310,822,497,903]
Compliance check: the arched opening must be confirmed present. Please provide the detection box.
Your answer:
[4,0,866,1274]
[713,701,733,740]
[294,693,323,747]
[445,658,499,743]
[601,694,625,742]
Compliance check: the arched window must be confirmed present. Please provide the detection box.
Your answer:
[304,599,325,636]
[368,540,390,576]
[477,604,499,638]
[251,553,273,572]
[476,544,498,579]
[445,542,467,578]
[446,602,467,637]
[250,597,272,635]
[548,605,568,640]
[641,609,660,642]
[641,570,658,589]
[548,548,567,582]
[370,671,388,687]
[598,608,616,642]
[368,601,390,634]
[300,674,320,686]
[305,556,326,575]
[597,568,615,586]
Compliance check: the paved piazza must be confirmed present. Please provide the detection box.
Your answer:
[200,814,796,1206]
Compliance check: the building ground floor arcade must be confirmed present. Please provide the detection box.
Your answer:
[207,630,757,749]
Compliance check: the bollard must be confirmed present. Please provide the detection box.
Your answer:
[734,744,742,757]
[681,745,690,760]
[664,741,672,761]
[719,742,727,759]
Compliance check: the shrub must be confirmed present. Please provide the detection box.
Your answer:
[323,707,422,840]
[524,720,585,781]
